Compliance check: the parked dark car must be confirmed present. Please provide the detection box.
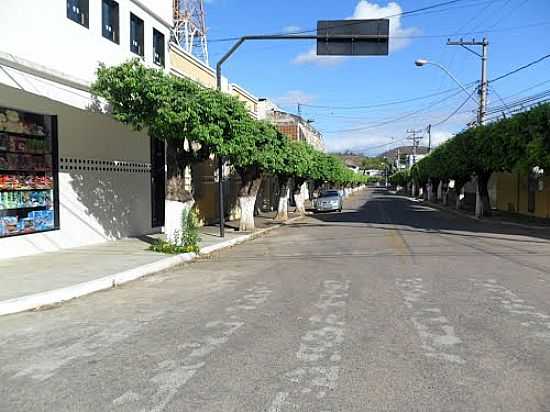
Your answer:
[314,190,343,212]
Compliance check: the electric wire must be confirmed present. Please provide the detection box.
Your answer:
[489,53,550,83]
[321,88,469,134]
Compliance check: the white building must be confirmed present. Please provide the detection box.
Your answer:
[0,0,173,259]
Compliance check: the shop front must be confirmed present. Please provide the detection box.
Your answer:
[0,106,59,238]
[0,83,158,260]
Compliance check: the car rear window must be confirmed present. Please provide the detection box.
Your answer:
[320,191,339,197]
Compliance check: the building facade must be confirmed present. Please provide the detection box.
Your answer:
[258,99,326,153]
[0,0,172,259]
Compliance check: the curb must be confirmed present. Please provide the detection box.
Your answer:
[0,215,304,317]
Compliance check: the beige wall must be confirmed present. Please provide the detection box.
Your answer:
[495,172,550,218]
[170,45,217,89]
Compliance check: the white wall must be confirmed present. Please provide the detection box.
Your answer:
[0,83,155,259]
[0,0,171,83]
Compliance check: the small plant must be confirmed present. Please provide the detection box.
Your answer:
[149,207,201,255]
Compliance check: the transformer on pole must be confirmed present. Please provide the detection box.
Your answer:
[173,0,209,64]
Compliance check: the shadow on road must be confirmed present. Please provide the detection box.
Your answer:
[288,189,550,245]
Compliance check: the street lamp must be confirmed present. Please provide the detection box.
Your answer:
[414,59,479,107]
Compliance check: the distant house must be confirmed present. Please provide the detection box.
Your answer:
[379,146,429,169]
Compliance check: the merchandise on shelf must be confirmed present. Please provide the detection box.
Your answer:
[0,110,46,136]
[0,209,54,236]
[0,175,53,190]
[0,190,52,210]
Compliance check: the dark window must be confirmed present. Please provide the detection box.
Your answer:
[67,0,89,28]
[130,13,144,57]
[102,0,119,44]
[153,29,165,67]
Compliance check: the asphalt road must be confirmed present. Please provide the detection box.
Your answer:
[1,189,550,411]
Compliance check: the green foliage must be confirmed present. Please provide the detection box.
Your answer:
[181,208,201,253]
[390,170,410,187]
[411,103,550,190]
[361,157,386,170]
[149,239,198,255]
[149,208,201,255]
[92,60,366,191]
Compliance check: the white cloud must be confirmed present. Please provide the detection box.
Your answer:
[430,130,454,147]
[273,90,316,106]
[292,48,345,66]
[283,25,302,33]
[352,1,418,52]
[293,1,418,66]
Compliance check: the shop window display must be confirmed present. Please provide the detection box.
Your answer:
[0,107,59,237]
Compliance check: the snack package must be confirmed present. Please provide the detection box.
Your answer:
[16,137,26,152]
[8,136,17,152]
[7,153,17,170]
[0,153,8,170]
[21,155,32,170]
[0,133,8,151]
[3,216,18,235]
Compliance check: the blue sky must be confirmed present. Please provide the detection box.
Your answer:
[203,0,550,154]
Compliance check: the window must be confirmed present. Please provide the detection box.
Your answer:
[130,13,144,57]
[67,0,89,28]
[153,29,165,67]
[102,0,119,44]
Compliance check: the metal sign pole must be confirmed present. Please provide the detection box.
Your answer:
[214,22,390,238]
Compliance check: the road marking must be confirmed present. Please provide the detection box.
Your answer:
[396,278,465,364]
[112,283,273,411]
[268,280,350,410]
[3,313,165,382]
[475,279,550,339]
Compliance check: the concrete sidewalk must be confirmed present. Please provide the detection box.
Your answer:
[0,212,302,317]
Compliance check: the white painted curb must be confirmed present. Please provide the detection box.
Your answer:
[0,216,304,317]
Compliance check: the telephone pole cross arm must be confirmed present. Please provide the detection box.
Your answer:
[446,38,489,125]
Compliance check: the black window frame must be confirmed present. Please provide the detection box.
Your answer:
[130,13,145,57]
[153,29,165,67]
[67,0,89,28]
[102,0,120,44]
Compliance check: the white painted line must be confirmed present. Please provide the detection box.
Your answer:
[112,283,273,411]
[268,280,350,408]
[396,278,465,364]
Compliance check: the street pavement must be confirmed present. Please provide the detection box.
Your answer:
[1,189,550,411]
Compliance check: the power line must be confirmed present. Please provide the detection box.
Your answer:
[490,53,550,83]
[207,20,550,46]
[322,88,468,134]
[298,82,477,111]
[208,0,475,44]
[431,89,477,127]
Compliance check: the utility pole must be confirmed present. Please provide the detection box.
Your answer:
[407,129,423,166]
[427,124,432,153]
[297,103,302,116]
[396,146,400,170]
[446,37,488,125]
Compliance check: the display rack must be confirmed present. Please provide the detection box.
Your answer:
[0,107,59,238]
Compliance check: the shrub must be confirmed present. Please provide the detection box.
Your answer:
[149,208,201,255]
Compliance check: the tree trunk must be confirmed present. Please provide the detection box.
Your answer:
[411,182,417,197]
[166,139,193,203]
[437,181,443,202]
[427,182,433,201]
[475,172,492,218]
[293,178,307,215]
[275,177,291,221]
[455,186,463,210]
[237,168,263,232]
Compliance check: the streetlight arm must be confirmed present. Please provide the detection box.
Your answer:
[425,61,479,106]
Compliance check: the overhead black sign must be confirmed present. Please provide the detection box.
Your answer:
[317,19,390,56]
